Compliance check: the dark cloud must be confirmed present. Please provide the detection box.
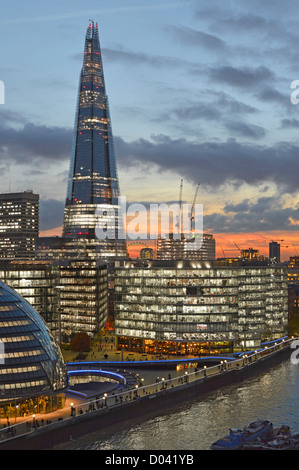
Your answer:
[101,47,193,70]
[206,196,299,233]
[256,88,290,107]
[114,134,299,192]
[39,199,65,231]
[167,25,226,51]
[224,121,267,139]
[0,116,72,165]
[172,103,221,121]
[214,14,268,32]
[211,91,257,115]
[209,65,275,88]
[281,118,299,129]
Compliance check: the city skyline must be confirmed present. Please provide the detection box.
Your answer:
[0,0,299,259]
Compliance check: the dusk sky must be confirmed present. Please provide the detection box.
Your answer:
[1,0,299,259]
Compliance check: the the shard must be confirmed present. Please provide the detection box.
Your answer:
[63,21,127,261]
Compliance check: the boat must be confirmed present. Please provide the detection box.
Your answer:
[243,425,299,450]
[210,420,273,450]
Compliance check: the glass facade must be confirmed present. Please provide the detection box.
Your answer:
[0,260,58,331]
[58,260,108,338]
[157,233,215,261]
[114,261,288,354]
[0,191,39,260]
[0,281,67,412]
[63,21,127,261]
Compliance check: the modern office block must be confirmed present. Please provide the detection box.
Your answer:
[58,259,108,339]
[269,241,281,264]
[0,260,58,330]
[157,233,215,261]
[114,260,288,355]
[0,191,39,260]
[0,281,67,419]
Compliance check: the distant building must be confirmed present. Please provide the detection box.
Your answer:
[35,237,66,261]
[269,241,281,264]
[114,260,288,355]
[157,233,215,261]
[288,284,299,323]
[288,257,299,283]
[140,247,154,260]
[241,247,266,262]
[0,191,39,260]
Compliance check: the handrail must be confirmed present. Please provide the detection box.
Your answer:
[0,337,295,444]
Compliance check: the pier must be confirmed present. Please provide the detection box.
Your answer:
[0,337,294,450]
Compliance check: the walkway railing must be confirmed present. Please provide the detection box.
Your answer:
[0,337,294,444]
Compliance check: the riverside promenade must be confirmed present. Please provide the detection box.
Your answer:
[0,337,294,450]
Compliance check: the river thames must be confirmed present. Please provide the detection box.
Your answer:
[56,355,299,450]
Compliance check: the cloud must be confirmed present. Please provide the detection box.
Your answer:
[114,134,299,192]
[206,196,299,233]
[102,47,186,69]
[224,121,267,139]
[281,118,299,129]
[0,115,72,165]
[209,65,275,88]
[168,25,226,51]
[39,199,65,231]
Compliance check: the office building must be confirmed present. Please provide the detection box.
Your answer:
[0,191,39,260]
[63,21,127,262]
[0,260,58,331]
[58,259,108,339]
[114,260,288,355]
[157,233,215,261]
[0,281,67,420]
[269,241,281,264]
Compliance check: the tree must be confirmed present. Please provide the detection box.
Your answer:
[70,333,91,352]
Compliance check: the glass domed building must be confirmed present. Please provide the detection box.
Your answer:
[0,281,68,420]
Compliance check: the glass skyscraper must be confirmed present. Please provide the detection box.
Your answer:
[63,21,127,261]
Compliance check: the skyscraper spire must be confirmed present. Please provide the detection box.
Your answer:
[63,21,127,261]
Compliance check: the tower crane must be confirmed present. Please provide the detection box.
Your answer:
[176,179,183,234]
[190,184,200,232]
[233,241,242,254]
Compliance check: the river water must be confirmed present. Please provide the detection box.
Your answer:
[56,357,299,450]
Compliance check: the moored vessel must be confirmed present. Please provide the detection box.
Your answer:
[211,420,273,450]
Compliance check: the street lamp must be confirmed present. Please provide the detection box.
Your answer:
[15,404,19,424]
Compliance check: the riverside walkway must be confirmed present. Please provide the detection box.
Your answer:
[0,337,293,447]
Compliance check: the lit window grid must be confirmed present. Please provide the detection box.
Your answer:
[114,265,288,348]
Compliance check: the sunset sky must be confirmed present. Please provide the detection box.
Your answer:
[1,0,299,260]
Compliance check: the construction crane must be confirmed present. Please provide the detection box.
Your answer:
[190,184,200,232]
[291,242,299,256]
[233,241,242,254]
[220,246,226,257]
[176,179,184,234]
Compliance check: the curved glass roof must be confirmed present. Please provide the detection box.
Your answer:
[0,281,68,403]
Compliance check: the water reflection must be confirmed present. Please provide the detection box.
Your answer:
[57,359,299,450]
